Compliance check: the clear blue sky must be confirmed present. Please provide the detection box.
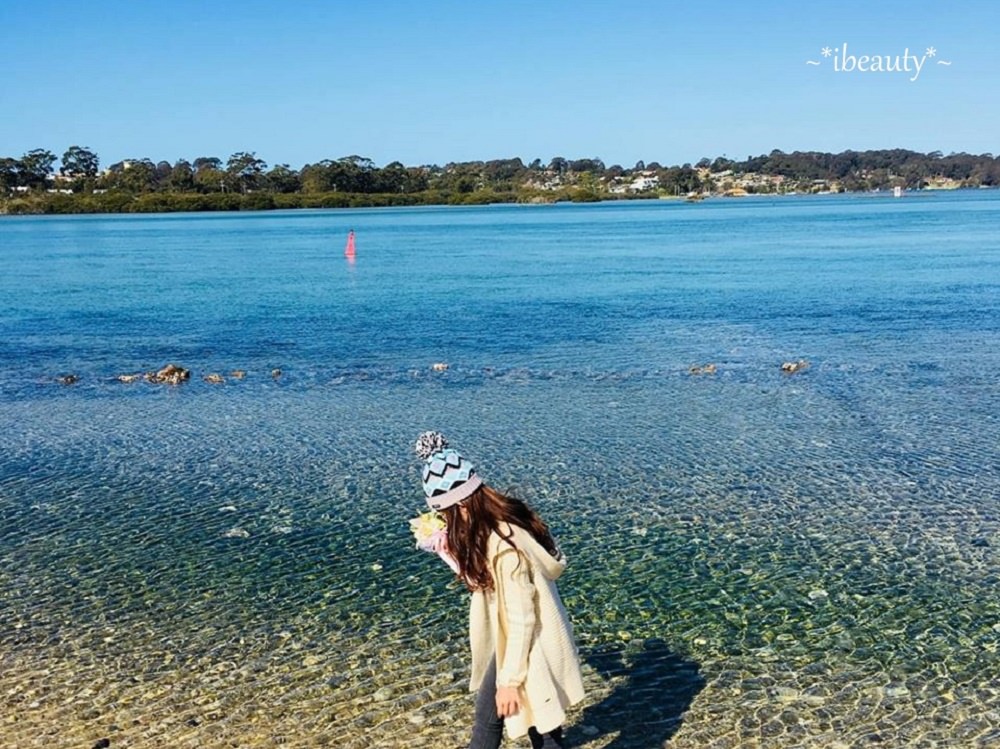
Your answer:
[2,0,997,170]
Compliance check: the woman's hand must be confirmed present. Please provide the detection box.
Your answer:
[495,685,521,718]
[428,532,448,554]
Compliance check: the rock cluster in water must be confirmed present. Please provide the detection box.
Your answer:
[53,364,282,386]
[203,369,253,384]
[53,359,826,389]
[688,363,717,375]
[781,359,810,373]
[144,364,190,385]
[123,365,275,385]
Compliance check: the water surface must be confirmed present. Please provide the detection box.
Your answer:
[1,194,999,748]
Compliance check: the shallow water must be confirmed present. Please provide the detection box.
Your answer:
[1,195,999,748]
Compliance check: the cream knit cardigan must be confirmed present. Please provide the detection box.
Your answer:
[468,523,585,739]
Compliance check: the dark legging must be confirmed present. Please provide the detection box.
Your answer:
[468,657,565,749]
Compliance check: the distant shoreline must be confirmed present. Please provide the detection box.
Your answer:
[1,185,994,217]
[5,147,997,215]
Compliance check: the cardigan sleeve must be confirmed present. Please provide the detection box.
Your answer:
[493,548,537,688]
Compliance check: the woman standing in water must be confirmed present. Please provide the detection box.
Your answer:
[414,431,585,749]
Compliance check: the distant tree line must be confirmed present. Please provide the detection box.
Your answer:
[705,148,1000,191]
[2,146,998,214]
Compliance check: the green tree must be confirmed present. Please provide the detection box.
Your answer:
[264,164,301,193]
[299,160,339,193]
[20,149,57,189]
[711,156,734,172]
[570,158,605,174]
[404,166,430,192]
[194,166,229,193]
[226,151,267,192]
[166,160,195,191]
[658,165,701,195]
[335,155,376,192]
[434,161,485,194]
[154,160,173,187]
[377,161,408,193]
[454,176,477,193]
[193,156,222,172]
[1,157,21,190]
[483,158,525,187]
[105,159,156,192]
[190,157,228,192]
[60,146,99,178]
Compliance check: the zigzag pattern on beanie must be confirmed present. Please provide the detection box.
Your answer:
[415,431,483,510]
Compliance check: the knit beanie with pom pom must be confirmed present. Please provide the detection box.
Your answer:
[414,431,483,510]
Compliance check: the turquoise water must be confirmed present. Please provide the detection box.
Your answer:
[1,194,999,748]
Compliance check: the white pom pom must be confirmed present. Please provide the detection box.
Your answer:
[415,431,448,459]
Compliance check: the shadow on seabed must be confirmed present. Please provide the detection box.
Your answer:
[568,638,705,748]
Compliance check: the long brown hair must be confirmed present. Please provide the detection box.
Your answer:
[442,484,559,592]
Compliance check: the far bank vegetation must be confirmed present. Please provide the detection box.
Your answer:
[2,147,998,215]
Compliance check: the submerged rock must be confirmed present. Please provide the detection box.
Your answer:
[203,373,225,384]
[230,369,247,379]
[432,362,449,371]
[116,373,142,384]
[772,686,801,704]
[56,374,79,385]
[271,368,283,379]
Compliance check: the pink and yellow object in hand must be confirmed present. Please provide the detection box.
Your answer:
[409,511,460,574]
